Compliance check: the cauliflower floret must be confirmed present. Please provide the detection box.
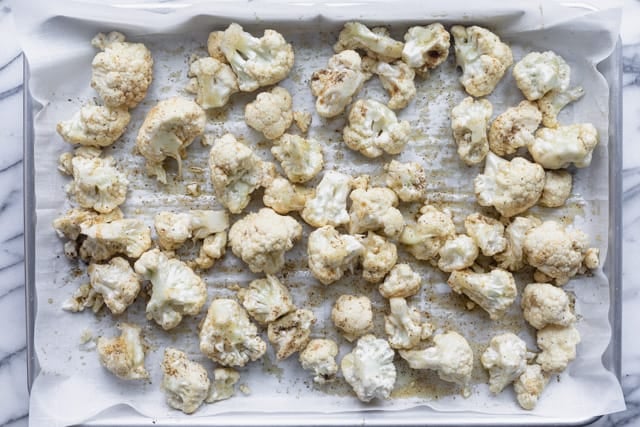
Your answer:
[451,25,513,97]
[268,309,317,360]
[488,100,542,156]
[245,86,293,139]
[237,275,294,325]
[206,368,240,403]
[307,225,364,285]
[369,60,416,110]
[88,257,140,315]
[161,348,210,414]
[539,170,572,208]
[301,171,352,228]
[538,86,585,128]
[228,208,302,274]
[464,213,507,257]
[194,232,228,270]
[494,216,541,271]
[90,32,153,109]
[384,160,425,202]
[57,104,130,148]
[400,204,455,262]
[334,22,403,61]
[341,334,397,402]
[53,208,123,253]
[447,269,517,320]
[379,263,421,299]
[536,325,581,373]
[263,176,314,214]
[343,99,411,158]
[311,50,370,118]
[331,295,373,342]
[207,30,228,63]
[134,249,207,330]
[474,153,545,218]
[79,219,152,262]
[514,364,549,410]
[529,124,599,169]
[199,298,267,367]
[402,24,450,75]
[480,333,528,394]
[450,97,493,165]
[385,297,433,350]
[62,283,104,313]
[349,187,404,238]
[186,57,239,109]
[271,134,323,184]
[512,51,570,101]
[96,323,148,380]
[361,232,397,283]
[437,235,479,273]
[154,210,229,251]
[293,111,312,133]
[136,97,206,183]
[522,283,576,330]
[218,23,294,92]
[399,331,473,397]
[299,339,339,384]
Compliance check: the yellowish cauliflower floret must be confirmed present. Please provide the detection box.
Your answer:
[529,124,599,169]
[161,348,210,414]
[228,208,302,274]
[361,232,397,283]
[194,232,228,270]
[451,25,513,97]
[385,297,433,350]
[450,96,493,165]
[154,210,229,251]
[514,364,549,410]
[299,339,339,384]
[513,51,570,101]
[186,57,239,109]
[271,133,323,184]
[307,225,364,285]
[136,97,206,183]
[447,269,517,320]
[539,170,572,208]
[96,323,148,380]
[341,334,397,402]
[263,176,313,214]
[402,24,450,75]
[268,309,317,360]
[538,86,584,128]
[293,111,312,133]
[79,218,152,262]
[488,100,542,156]
[536,324,581,373]
[199,298,267,367]
[379,263,421,299]
[90,32,153,109]
[245,86,293,139]
[57,104,130,148]
[206,368,240,403]
[331,295,373,342]
[437,235,479,273]
[334,22,403,62]
[400,204,455,262]
[464,213,507,257]
[349,187,404,238]
[88,257,140,315]
[62,283,104,313]
[474,153,545,218]
[370,60,416,110]
[494,216,541,271]
[384,160,426,202]
[480,333,528,394]
[237,275,294,325]
[302,171,352,228]
[522,283,576,330]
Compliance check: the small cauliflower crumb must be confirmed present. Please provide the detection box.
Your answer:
[513,51,570,101]
[529,123,599,169]
[480,333,528,394]
[539,170,572,208]
[161,348,210,414]
[400,204,455,262]
[206,368,240,403]
[299,339,339,384]
[361,232,397,283]
[450,96,493,165]
[307,225,364,285]
[379,263,422,299]
[237,275,295,325]
[302,171,352,228]
[464,213,507,257]
[57,104,130,148]
[331,295,373,342]
[521,283,576,330]
[488,100,542,157]
[271,133,324,184]
[268,309,317,360]
[97,323,148,380]
[447,269,517,320]
[384,160,426,202]
[402,24,450,75]
[536,324,581,373]
[245,86,294,139]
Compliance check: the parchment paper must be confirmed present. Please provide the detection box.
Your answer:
[11,0,625,425]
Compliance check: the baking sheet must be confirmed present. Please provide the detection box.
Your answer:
[12,0,625,425]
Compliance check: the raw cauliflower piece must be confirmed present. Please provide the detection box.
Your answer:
[400,204,455,262]
[536,325,581,373]
[199,298,267,367]
[96,323,148,380]
[228,208,302,274]
[154,210,229,251]
[529,124,599,169]
[263,176,313,214]
[237,275,294,325]
[268,309,317,360]
[402,24,450,75]
[522,283,576,330]
[437,235,479,273]
[494,216,541,271]
[79,219,152,262]
[379,263,421,299]
[331,295,373,342]
[194,232,228,270]
[447,269,517,320]
[514,364,549,410]
[513,51,570,101]
[343,99,411,158]
[334,22,403,61]
[57,104,130,147]
[88,257,140,315]
[206,368,240,403]
[300,339,339,384]
[136,97,206,183]
[450,97,493,165]
[488,100,542,156]
[451,25,513,97]
[370,60,416,110]
[341,334,397,402]
[186,57,239,109]
[161,348,210,414]
[245,86,293,139]
[538,86,585,128]
[311,50,370,118]
[480,333,528,394]
[63,283,104,313]
[349,187,404,238]
[400,331,473,397]
[384,160,426,202]
[361,232,397,283]
[539,170,572,208]
[307,225,364,285]
[385,297,433,350]
[271,134,323,183]
[91,32,153,109]
[474,153,545,218]
[301,171,352,228]
[464,213,507,257]
[134,249,207,330]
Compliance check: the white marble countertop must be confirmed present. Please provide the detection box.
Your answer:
[2,1,639,426]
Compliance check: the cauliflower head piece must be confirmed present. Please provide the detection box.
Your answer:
[237,275,295,325]
[539,170,572,208]
[536,324,580,373]
[447,268,517,320]
[494,216,541,271]
[464,213,507,257]
[384,297,433,350]
[79,218,152,262]
[480,333,528,394]
[384,160,426,202]
[53,208,123,259]
[57,104,130,148]
[302,171,352,228]
[437,235,479,273]
[267,308,317,360]
[379,263,421,299]
[450,96,493,165]
[88,257,140,315]
[299,339,339,384]
[334,22,403,62]
[538,86,584,129]
[271,134,323,183]
[154,210,229,251]
[369,60,416,110]
[194,232,228,270]
[307,225,364,285]
[161,348,210,414]
[522,283,576,330]
[97,323,148,380]
[331,295,373,342]
[263,176,313,214]
[514,364,549,410]
[245,86,293,139]
[361,232,397,283]
[349,187,404,238]
[186,57,239,109]
[513,51,570,101]
[206,368,240,403]
[402,24,450,75]
[488,100,542,157]
[63,283,104,313]
[529,123,599,169]
[400,204,455,262]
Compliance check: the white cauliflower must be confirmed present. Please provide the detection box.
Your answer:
[521,283,576,330]
[384,297,433,350]
[62,283,104,313]
[529,124,599,169]
[464,213,507,257]
[186,57,239,109]
[228,208,302,274]
[206,368,240,403]
[299,339,339,384]
[400,204,455,262]
[480,333,528,394]
[536,325,581,373]
[474,153,545,218]
[90,32,153,109]
[53,208,123,259]
[154,210,229,251]
[267,309,317,360]
[245,86,293,139]
[88,257,140,315]
[437,235,479,273]
[494,216,541,271]
[301,171,352,228]
[271,134,323,183]
[488,100,542,156]
[399,331,473,397]
[341,334,397,402]
[513,51,570,101]
[361,232,397,283]
[379,263,421,299]
[450,97,493,165]
[447,269,517,320]
[384,160,426,202]
[79,219,152,262]
[194,232,228,270]
[96,323,148,380]
[263,176,313,214]
[199,298,267,367]
[334,22,403,61]
[539,170,572,208]
[293,111,312,133]
[56,104,130,147]
[514,364,549,410]
[402,24,450,75]
[538,86,585,128]
[237,275,294,325]
[136,97,206,183]
[134,249,207,330]
[307,225,364,285]
[343,99,411,158]
[331,295,373,342]
[161,348,210,414]
[451,25,513,97]
[349,187,404,238]
[370,60,416,110]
